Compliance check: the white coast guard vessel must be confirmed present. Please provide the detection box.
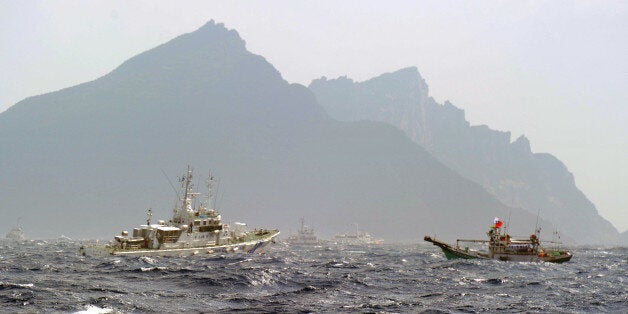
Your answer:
[79,166,279,257]
[333,223,383,245]
[5,227,25,241]
[286,218,319,245]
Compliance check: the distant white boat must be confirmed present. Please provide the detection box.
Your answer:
[334,223,383,245]
[6,226,25,241]
[6,217,26,241]
[58,235,73,242]
[286,218,319,245]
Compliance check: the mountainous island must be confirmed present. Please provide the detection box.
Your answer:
[0,21,620,245]
[309,68,620,244]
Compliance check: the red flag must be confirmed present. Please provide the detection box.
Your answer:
[494,217,503,228]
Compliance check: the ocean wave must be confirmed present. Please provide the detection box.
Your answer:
[0,241,625,312]
[0,282,34,289]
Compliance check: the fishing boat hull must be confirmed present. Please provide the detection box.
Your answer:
[539,251,572,263]
[80,230,279,257]
[491,251,572,263]
[424,236,484,260]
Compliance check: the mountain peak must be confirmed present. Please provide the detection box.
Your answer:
[390,66,422,80]
[189,19,247,50]
[363,66,429,98]
[512,135,532,154]
[100,20,285,93]
[368,66,423,83]
[198,19,224,31]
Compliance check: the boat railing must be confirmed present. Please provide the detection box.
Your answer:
[456,239,490,243]
[455,239,490,249]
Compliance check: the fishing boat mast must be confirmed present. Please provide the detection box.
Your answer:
[534,208,542,239]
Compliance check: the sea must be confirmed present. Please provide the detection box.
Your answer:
[0,240,625,313]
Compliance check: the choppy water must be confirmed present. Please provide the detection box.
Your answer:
[0,240,626,313]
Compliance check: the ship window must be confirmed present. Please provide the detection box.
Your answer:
[194,220,200,226]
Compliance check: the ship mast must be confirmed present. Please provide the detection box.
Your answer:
[535,208,541,238]
[182,165,192,210]
[146,208,153,226]
[204,171,214,212]
[181,165,199,213]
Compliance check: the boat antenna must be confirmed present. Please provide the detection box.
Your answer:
[505,209,512,235]
[301,217,305,232]
[535,208,541,237]
[161,168,180,200]
[217,190,225,211]
[213,178,223,210]
[552,225,561,247]
[213,178,224,209]
[146,208,153,226]
[183,165,193,211]
[194,173,202,211]
[205,171,214,210]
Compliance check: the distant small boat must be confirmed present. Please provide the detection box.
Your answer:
[424,217,572,263]
[286,218,319,245]
[6,226,26,241]
[6,218,26,241]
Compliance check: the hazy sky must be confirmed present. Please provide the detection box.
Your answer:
[1,1,626,231]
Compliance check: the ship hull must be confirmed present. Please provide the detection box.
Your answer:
[286,240,320,246]
[540,252,572,263]
[80,231,279,257]
[6,228,26,241]
[424,236,482,260]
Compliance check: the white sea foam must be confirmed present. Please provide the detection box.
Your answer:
[73,305,114,314]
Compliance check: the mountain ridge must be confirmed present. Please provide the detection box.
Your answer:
[309,67,619,244]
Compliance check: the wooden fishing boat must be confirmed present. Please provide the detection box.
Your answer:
[424,218,572,263]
